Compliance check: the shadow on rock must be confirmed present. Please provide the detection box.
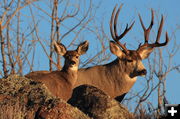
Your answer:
[68,84,135,119]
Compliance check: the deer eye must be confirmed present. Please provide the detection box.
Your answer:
[76,56,79,58]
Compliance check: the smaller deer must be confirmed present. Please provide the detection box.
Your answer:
[26,41,89,101]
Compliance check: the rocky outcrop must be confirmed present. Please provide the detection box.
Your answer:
[68,85,135,119]
[0,75,135,119]
[0,75,90,119]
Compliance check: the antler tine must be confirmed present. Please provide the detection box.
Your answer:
[110,4,135,55]
[110,5,117,41]
[150,31,169,47]
[160,31,169,46]
[149,15,169,47]
[155,15,164,43]
[139,9,154,44]
[138,14,146,31]
[138,11,168,51]
[165,32,169,46]
[118,21,135,39]
[114,4,135,40]
[114,4,123,40]
[147,15,169,47]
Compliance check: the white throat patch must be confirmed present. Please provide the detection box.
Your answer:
[125,74,137,82]
[69,65,78,71]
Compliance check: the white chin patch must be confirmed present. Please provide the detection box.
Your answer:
[69,66,78,71]
[141,74,146,77]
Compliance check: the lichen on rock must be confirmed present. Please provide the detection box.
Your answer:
[0,75,90,119]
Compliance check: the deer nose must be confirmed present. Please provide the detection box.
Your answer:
[70,61,76,65]
[141,69,147,75]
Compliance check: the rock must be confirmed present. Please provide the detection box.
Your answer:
[68,84,135,119]
[37,100,90,119]
[0,75,90,119]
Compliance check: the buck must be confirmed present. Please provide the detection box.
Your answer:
[26,41,89,101]
[74,5,169,102]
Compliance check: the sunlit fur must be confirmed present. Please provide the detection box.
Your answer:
[75,44,147,101]
[26,41,89,101]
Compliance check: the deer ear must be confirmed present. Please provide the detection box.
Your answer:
[110,41,124,58]
[77,41,89,55]
[138,48,154,59]
[54,41,67,56]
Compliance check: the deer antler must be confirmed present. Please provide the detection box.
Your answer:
[137,9,169,51]
[110,4,135,55]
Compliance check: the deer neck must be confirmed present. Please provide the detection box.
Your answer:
[106,58,136,80]
[61,67,78,86]
[105,58,137,94]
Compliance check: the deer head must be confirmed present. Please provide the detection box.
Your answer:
[54,41,89,71]
[109,5,169,78]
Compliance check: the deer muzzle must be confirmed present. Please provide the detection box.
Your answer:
[70,61,76,65]
[130,69,147,78]
[138,69,147,76]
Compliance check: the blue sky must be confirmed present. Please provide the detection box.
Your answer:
[18,0,179,109]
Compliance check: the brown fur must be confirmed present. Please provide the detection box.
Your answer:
[25,41,89,101]
[33,70,76,101]
[75,55,141,98]
[75,42,148,100]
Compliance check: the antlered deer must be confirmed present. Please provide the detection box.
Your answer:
[75,5,169,102]
[26,41,89,101]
